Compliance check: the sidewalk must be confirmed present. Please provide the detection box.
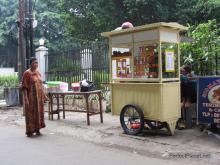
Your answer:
[0,105,220,165]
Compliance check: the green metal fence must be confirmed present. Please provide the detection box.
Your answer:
[45,41,110,89]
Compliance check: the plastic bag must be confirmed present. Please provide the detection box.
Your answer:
[80,80,97,92]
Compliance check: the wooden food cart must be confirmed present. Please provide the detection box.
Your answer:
[102,22,188,135]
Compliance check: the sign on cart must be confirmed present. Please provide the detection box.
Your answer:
[198,77,220,124]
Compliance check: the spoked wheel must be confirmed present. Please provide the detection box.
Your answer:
[146,120,166,130]
[120,104,144,135]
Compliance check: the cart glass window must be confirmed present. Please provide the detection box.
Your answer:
[133,44,159,78]
[112,47,132,79]
[161,43,178,79]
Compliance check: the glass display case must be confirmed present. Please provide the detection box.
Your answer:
[161,43,178,79]
[111,42,179,81]
[108,25,182,82]
[111,46,132,79]
[133,44,159,79]
[110,41,179,81]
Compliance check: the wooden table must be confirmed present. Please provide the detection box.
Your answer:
[48,90,103,125]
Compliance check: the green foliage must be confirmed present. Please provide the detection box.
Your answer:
[0,75,19,87]
[39,0,220,43]
[1,0,220,77]
[180,20,220,75]
[1,0,219,49]
[193,0,220,24]
[0,0,18,46]
[33,1,66,51]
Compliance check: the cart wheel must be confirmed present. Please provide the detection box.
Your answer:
[146,120,165,130]
[120,104,144,135]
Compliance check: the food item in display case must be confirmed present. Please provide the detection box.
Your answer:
[116,58,131,78]
[112,50,131,57]
[112,47,132,57]
[134,45,159,78]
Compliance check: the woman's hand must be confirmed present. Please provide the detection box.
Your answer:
[44,94,49,102]
[24,97,29,109]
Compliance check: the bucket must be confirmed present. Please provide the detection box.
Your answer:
[4,87,20,106]
[72,83,80,92]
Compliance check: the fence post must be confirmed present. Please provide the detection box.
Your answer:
[35,39,48,82]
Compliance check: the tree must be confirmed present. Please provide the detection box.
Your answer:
[34,8,66,50]
[193,0,220,24]
[0,0,18,46]
[180,20,220,75]
[1,0,220,50]
[40,0,220,42]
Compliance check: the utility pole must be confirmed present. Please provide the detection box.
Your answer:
[18,0,26,82]
[26,0,34,68]
[29,0,34,59]
[18,0,35,77]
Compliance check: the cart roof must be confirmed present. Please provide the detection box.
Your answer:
[101,22,188,38]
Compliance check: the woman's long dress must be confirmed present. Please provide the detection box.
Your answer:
[22,69,45,134]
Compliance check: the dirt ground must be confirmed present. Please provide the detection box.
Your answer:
[0,105,220,165]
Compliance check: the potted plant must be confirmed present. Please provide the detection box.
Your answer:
[74,95,84,109]
[89,96,99,112]
[1,75,20,106]
[101,90,111,113]
[89,91,109,112]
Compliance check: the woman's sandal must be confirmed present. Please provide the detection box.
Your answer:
[26,133,33,137]
[36,130,41,136]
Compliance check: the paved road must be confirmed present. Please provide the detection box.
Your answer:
[0,125,176,165]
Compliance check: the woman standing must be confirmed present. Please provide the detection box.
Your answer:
[22,57,47,137]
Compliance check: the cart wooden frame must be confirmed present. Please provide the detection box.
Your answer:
[102,22,188,135]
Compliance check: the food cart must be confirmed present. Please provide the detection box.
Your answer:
[101,22,188,135]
